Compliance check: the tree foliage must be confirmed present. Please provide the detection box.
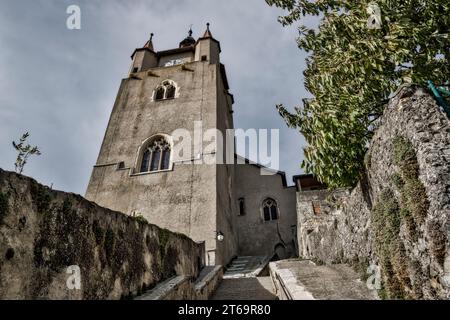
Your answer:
[12,132,41,174]
[266,0,450,187]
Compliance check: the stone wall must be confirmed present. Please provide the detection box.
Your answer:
[297,86,450,299]
[0,169,204,300]
[235,162,297,258]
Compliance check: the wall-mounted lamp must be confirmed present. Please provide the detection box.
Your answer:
[215,231,224,242]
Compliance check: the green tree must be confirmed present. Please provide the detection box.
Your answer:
[266,0,450,187]
[12,132,41,174]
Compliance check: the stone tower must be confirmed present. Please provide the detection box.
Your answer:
[86,24,238,266]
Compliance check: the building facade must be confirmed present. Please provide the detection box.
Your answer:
[86,25,298,266]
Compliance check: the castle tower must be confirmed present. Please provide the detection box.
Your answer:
[86,24,238,266]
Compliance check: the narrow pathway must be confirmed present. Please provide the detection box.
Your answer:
[211,277,277,300]
[212,256,277,300]
[270,259,379,300]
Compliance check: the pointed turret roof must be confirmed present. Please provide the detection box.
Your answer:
[202,22,213,38]
[197,22,221,53]
[143,33,154,51]
[130,33,156,59]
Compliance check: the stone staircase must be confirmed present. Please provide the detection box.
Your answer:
[211,277,277,300]
[211,256,277,300]
[223,256,271,279]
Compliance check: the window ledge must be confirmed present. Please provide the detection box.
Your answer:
[154,97,176,102]
[263,219,279,223]
[129,168,174,177]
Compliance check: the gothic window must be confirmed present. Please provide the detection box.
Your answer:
[161,148,170,170]
[139,137,171,173]
[166,85,176,99]
[155,87,165,100]
[238,198,245,216]
[263,198,278,222]
[154,80,177,101]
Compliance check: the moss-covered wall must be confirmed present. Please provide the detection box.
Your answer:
[296,85,450,299]
[0,169,204,300]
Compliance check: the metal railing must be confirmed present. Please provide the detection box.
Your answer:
[428,80,450,118]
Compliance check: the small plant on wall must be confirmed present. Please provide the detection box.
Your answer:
[12,132,41,174]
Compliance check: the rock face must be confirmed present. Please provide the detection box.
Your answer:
[0,169,204,300]
[297,86,450,299]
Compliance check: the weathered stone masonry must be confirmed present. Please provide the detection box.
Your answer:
[0,169,204,299]
[297,86,450,299]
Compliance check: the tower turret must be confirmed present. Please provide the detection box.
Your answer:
[129,33,157,74]
[179,28,196,48]
[195,23,221,64]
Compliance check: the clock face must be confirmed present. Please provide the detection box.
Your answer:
[164,58,184,67]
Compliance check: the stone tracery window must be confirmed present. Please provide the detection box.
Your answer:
[165,84,176,99]
[155,87,165,100]
[263,198,279,221]
[154,80,177,101]
[139,136,171,173]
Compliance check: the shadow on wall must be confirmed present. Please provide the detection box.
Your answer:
[271,240,297,262]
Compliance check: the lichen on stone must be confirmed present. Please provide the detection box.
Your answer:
[0,169,203,300]
[0,191,9,224]
[133,215,148,225]
[371,135,434,299]
[372,188,411,299]
[92,220,104,245]
[159,228,171,250]
[104,228,116,262]
[30,182,52,213]
[350,257,370,282]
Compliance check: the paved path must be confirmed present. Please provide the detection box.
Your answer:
[212,256,277,300]
[270,260,378,300]
[211,277,277,300]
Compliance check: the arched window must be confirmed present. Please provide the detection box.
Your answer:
[262,198,278,221]
[166,85,176,99]
[155,87,165,100]
[154,80,177,101]
[139,136,171,173]
[140,149,151,172]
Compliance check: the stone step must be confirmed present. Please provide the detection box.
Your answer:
[211,277,277,300]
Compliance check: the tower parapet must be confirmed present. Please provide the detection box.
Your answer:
[129,23,221,76]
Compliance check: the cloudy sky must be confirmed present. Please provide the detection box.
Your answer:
[0,0,315,194]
